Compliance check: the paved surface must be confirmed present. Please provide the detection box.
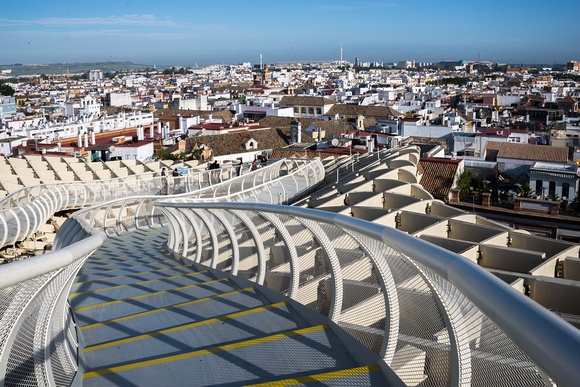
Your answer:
[69,228,392,386]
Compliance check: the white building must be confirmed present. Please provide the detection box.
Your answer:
[108,92,133,107]
[529,162,579,200]
[88,70,103,81]
[106,141,154,162]
[64,95,101,117]
[172,94,208,111]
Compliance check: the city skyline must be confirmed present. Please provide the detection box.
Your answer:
[1,0,579,66]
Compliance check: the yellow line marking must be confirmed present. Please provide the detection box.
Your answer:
[70,271,207,297]
[84,302,288,352]
[83,325,329,379]
[80,287,256,330]
[243,364,381,386]
[73,278,229,312]
[75,256,176,278]
[72,266,201,286]
[79,253,170,271]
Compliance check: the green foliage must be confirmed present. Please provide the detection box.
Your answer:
[548,193,560,201]
[155,150,177,160]
[517,184,533,198]
[0,84,15,96]
[456,170,476,200]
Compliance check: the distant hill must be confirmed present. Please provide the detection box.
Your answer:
[0,62,153,76]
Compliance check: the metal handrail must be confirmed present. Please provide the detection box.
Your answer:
[154,201,580,387]
[0,157,326,387]
[0,160,298,250]
[55,158,324,244]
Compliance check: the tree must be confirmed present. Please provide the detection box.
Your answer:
[0,84,15,96]
[456,170,475,201]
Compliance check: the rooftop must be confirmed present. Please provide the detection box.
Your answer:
[485,141,569,163]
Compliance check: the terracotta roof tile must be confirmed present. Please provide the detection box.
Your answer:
[279,96,337,106]
[418,158,461,197]
[484,142,568,163]
[325,104,403,118]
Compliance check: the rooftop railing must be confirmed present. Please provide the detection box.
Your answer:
[0,159,319,250]
[0,157,325,386]
[154,201,580,387]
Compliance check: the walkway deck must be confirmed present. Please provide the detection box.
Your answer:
[68,228,394,386]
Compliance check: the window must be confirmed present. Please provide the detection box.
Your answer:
[316,107,322,115]
[562,183,570,199]
[294,107,299,114]
[301,107,306,114]
[535,180,543,195]
[308,107,314,115]
[549,181,556,197]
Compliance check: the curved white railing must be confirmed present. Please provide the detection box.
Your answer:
[53,158,324,248]
[154,201,580,387]
[0,157,326,387]
[0,160,315,250]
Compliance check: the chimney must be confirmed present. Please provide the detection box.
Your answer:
[84,133,89,148]
[157,122,162,134]
[77,133,82,148]
[290,121,301,144]
[150,124,154,138]
[91,131,96,145]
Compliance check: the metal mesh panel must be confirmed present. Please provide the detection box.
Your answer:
[277,215,331,316]
[192,212,214,267]
[4,271,61,387]
[419,263,546,386]
[207,212,233,272]
[347,231,450,387]
[224,211,257,276]
[390,258,449,386]
[5,260,82,386]
[48,264,84,387]
[328,227,386,354]
[0,276,50,358]
[49,301,77,387]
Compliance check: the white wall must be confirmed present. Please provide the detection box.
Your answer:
[401,123,453,140]
[108,142,154,162]
[109,93,133,107]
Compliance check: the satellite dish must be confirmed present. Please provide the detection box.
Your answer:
[108,146,116,153]
[331,138,339,147]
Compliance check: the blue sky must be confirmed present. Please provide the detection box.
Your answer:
[1,0,578,65]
